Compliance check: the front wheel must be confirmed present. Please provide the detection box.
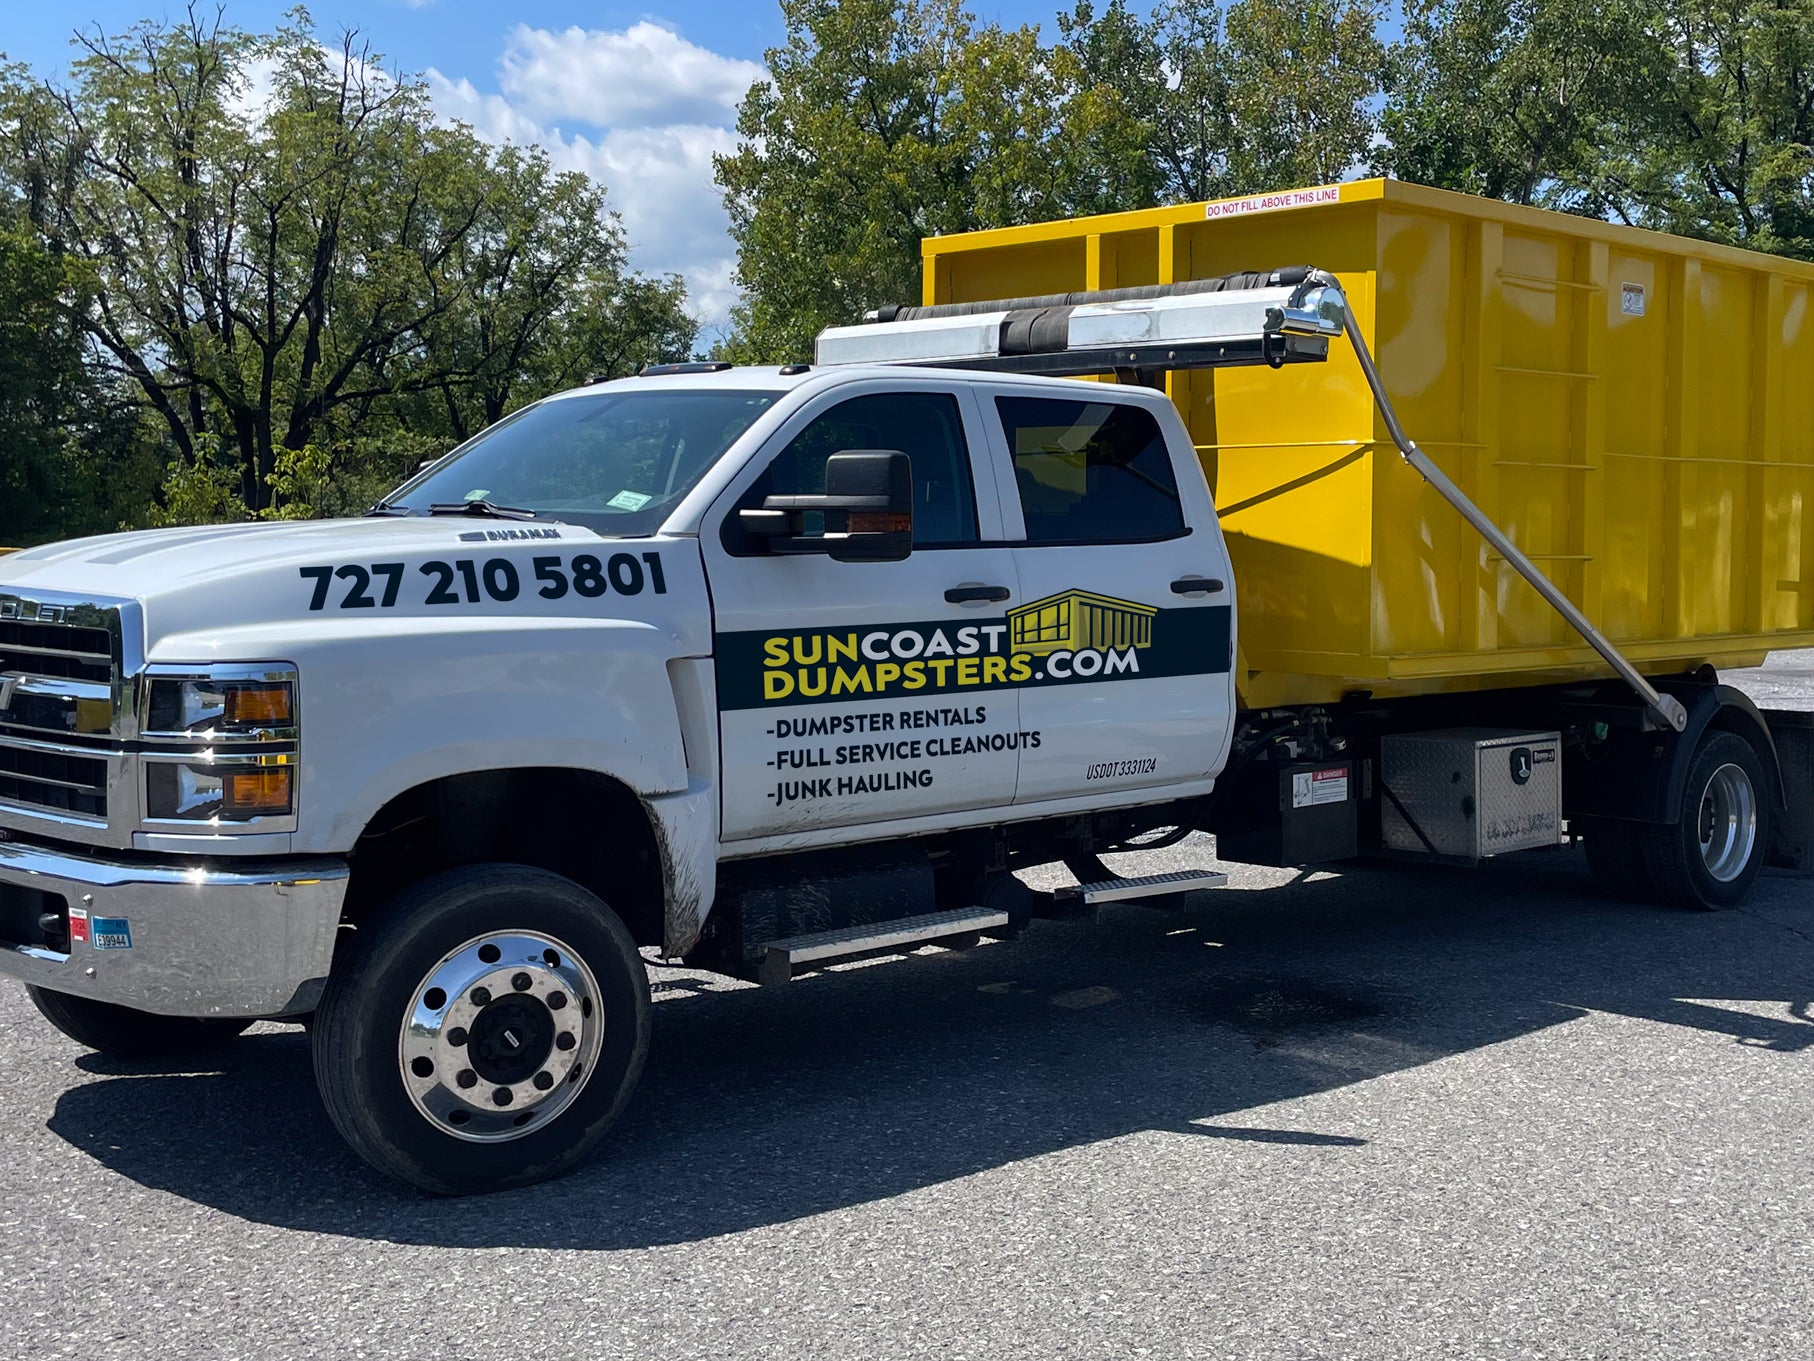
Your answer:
[311,864,651,1195]
[27,987,252,1057]
[1640,731,1772,911]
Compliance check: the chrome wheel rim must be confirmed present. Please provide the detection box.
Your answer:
[1696,762,1757,883]
[398,931,603,1143]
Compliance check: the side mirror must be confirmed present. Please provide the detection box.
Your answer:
[737,449,913,562]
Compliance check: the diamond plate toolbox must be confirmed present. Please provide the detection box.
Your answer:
[1380,728,1562,861]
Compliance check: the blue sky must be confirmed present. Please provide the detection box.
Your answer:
[2,2,1132,337]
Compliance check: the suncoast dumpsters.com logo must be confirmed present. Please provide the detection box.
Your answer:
[715,589,1231,710]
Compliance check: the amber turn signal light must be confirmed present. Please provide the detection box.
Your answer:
[223,768,293,814]
[224,685,293,726]
[847,512,912,534]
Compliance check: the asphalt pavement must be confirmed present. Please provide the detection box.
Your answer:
[2,664,1811,1359]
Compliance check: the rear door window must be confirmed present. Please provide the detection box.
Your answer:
[996,396,1185,545]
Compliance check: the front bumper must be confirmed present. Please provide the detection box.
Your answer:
[0,838,348,1018]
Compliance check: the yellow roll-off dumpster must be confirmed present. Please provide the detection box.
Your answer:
[920,178,1814,711]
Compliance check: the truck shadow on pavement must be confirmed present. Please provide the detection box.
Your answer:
[44,852,1814,1249]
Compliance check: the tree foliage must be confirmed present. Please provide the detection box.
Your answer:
[0,6,696,533]
[715,0,1089,362]
[1620,0,1814,255]
[1379,0,1814,257]
[717,0,1386,360]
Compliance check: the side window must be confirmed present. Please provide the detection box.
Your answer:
[996,396,1186,545]
[729,391,979,553]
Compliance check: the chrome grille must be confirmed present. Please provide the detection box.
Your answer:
[0,594,127,823]
[0,619,115,683]
[0,740,107,818]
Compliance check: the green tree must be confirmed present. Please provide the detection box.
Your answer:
[0,172,158,545]
[714,0,1151,363]
[402,147,695,443]
[1380,0,1812,256]
[1053,1,1171,213]
[1221,0,1386,188]
[0,218,84,543]
[1610,0,1814,255]
[1379,0,1664,208]
[1058,0,1386,203]
[2,5,696,522]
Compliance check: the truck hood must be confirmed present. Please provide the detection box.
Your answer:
[4,518,552,592]
[0,517,712,663]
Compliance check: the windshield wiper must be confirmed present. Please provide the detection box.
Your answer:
[366,500,415,517]
[427,500,538,521]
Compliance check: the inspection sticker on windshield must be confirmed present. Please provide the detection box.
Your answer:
[90,916,133,950]
[607,490,652,511]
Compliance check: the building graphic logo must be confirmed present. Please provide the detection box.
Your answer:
[1006,590,1156,656]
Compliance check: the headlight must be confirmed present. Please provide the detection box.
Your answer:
[145,674,295,739]
[140,665,299,828]
[145,755,295,821]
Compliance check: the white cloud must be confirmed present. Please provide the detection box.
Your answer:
[425,22,762,333]
[498,22,763,129]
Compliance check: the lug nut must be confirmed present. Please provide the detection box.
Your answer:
[546,991,567,1011]
[555,1032,576,1052]
[493,1087,514,1107]
[470,986,491,1006]
[456,1069,477,1089]
[446,1026,468,1047]
[533,1071,555,1091]
[512,972,532,991]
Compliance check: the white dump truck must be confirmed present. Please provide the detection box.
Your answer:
[4,184,1812,1193]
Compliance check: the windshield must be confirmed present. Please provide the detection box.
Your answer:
[381,388,781,534]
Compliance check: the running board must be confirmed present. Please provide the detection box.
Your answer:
[1056,870,1228,921]
[757,907,1011,986]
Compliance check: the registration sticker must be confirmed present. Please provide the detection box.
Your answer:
[90,916,133,950]
[68,906,89,945]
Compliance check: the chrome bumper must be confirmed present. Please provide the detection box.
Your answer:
[0,838,347,1018]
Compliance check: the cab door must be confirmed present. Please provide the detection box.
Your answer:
[982,387,1237,807]
[705,379,1028,842]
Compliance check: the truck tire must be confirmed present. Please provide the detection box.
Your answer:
[1640,730,1772,911]
[310,864,650,1195]
[26,987,251,1058]
[1578,818,1653,900]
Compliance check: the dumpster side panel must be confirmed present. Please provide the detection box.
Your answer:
[1369,204,1471,661]
[1603,244,1673,643]
[1173,203,1382,683]
[919,180,1814,709]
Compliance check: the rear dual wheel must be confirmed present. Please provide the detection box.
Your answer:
[1641,731,1770,911]
[311,864,650,1195]
[1584,730,1771,911]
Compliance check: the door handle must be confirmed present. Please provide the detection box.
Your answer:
[945,584,1012,604]
[1170,577,1225,595]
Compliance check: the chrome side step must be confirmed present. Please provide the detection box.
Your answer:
[1057,870,1228,921]
[757,907,1011,986]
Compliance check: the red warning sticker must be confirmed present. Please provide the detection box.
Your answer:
[1291,767,1351,808]
[68,906,90,945]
